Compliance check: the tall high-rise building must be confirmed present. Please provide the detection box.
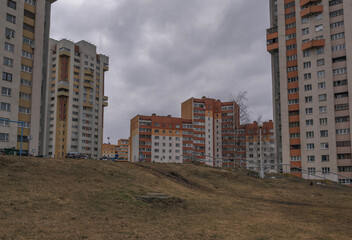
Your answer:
[267,0,352,185]
[181,97,240,167]
[0,0,56,155]
[42,39,109,159]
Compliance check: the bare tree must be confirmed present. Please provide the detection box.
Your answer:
[232,91,251,124]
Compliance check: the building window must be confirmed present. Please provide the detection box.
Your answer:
[336,128,350,135]
[303,50,311,57]
[334,79,347,87]
[304,84,312,91]
[330,9,343,18]
[322,167,330,174]
[320,130,328,137]
[308,168,316,174]
[1,87,11,96]
[0,133,9,142]
[304,73,311,80]
[6,13,16,23]
[306,131,314,138]
[335,116,349,123]
[332,44,345,51]
[3,57,13,67]
[315,25,323,32]
[4,42,14,52]
[318,94,326,101]
[331,32,345,40]
[5,28,15,39]
[317,70,325,78]
[305,96,312,103]
[316,47,324,55]
[318,82,325,89]
[307,143,314,150]
[23,37,34,46]
[307,156,315,162]
[302,28,309,35]
[19,92,31,100]
[317,59,325,66]
[21,64,32,73]
[306,119,313,126]
[0,118,10,126]
[314,13,322,20]
[19,107,30,114]
[24,9,35,19]
[321,155,329,162]
[330,21,344,29]
[321,142,329,150]
[7,0,16,9]
[25,0,36,6]
[333,67,347,76]
[319,106,327,113]
[303,62,311,69]
[1,102,11,112]
[305,108,313,115]
[2,72,12,82]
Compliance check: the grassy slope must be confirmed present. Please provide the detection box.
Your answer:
[0,156,352,240]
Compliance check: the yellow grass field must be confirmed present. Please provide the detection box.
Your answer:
[0,156,352,240]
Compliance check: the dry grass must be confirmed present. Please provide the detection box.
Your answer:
[0,156,351,240]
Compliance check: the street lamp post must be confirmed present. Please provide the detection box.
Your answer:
[258,121,264,179]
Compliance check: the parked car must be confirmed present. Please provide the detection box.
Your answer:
[65,152,80,158]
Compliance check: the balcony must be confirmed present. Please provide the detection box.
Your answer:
[59,47,71,56]
[103,96,108,101]
[83,101,93,108]
[267,28,278,53]
[103,63,109,71]
[300,5,323,18]
[57,89,69,97]
[300,0,321,7]
[103,101,108,107]
[83,82,93,89]
[302,39,325,51]
[58,81,69,89]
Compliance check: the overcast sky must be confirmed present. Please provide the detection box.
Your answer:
[50,0,272,144]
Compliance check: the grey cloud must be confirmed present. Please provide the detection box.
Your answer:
[51,0,272,143]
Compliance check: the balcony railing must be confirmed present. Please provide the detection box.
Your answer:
[300,0,322,7]
[300,5,323,18]
[302,39,325,51]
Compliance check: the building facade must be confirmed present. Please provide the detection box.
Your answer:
[130,97,240,166]
[130,114,189,163]
[42,39,109,159]
[102,143,116,159]
[181,97,240,167]
[244,121,276,172]
[116,138,129,161]
[267,0,352,184]
[0,0,56,155]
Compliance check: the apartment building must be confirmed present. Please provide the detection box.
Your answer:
[181,97,240,167]
[244,121,276,172]
[130,114,190,163]
[116,138,129,161]
[0,0,56,155]
[42,39,109,159]
[267,0,352,184]
[102,143,116,159]
[130,97,240,165]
